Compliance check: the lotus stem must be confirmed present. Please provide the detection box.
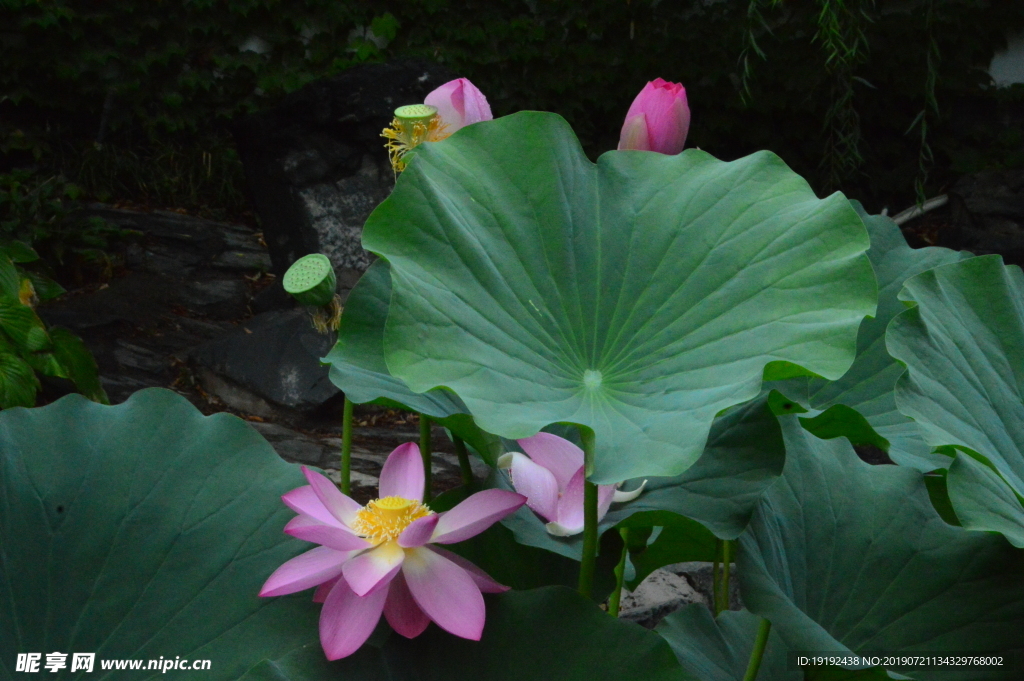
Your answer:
[713,539,722,612]
[340,396,353,495]
[715,539,734,615]
[578,427,599,599]
[741,618,772,681]
[419,413,432,502]
[453,435,474,488]
[608,527,630,617]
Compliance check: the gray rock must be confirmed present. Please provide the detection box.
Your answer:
[619,570,706,629]
[617,562,743,629]
[233,59,456,278]
[181,277,250,318]
[190,308,340,414]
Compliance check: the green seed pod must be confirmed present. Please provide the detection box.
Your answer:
[282,253,336,308]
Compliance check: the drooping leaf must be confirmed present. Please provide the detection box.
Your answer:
[0,240,40,263]
[778,202,969,471]
[50,326,109,403]
[887,255,1024,544]
[325,259,465,419]
[739,416,1024,680]
[0,351,38,407]
[0,297,45,350]
[623,514,718,589]
[657,606,799,681]
[947,451,1024,548]
[323,259,501,464]
[497,394,785,561]
[0,254,19,300]
[363,112,876,483]
[0,388,328,680]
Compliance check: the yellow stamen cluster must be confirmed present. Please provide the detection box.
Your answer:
[351,496,433,545]
[381,116,451,173]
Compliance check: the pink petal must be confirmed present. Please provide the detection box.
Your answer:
[319,578,388,660]
[429,489,526,544]
[285,515,371,552]
[507,452,559,522]
[424,78,492,133]
[259,546,348,597]
[281,486,343,528]
[617,113,651,151]
[383,571,431,638]
[402,546,485,640]
[428,546,509,593]
[342,541,405,596]
[553,466,586,535]
[458,78,492,125]
[378,443,424,501]
[313,575,341,603]
[517,432,585,491]
[301,467,362,526]
[620,79,689,154]
[398,514,440,548]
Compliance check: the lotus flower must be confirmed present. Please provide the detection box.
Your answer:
[617,78,690,154]
[497,433,645,537]
[424,77,493,134]
[260,443,526,660]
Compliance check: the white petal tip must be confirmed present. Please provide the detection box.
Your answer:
[613,480,647,503]
[545,522,583,537]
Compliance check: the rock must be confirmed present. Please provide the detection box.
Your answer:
[942,169,1024,266]
[619,570,706,629]
[189,308,340,415]
[233,59,457,279]
[617,561,743,629]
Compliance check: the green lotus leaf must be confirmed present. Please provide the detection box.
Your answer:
[887,255,1024,543]
[238,588,692,681]
[946,452,1024,548]
[776,202,969,471]
[495,394,785,561]
[739,416,1024,680]
[0,388,327,680]
[362,112,876,482]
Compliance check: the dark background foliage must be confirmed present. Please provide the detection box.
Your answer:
[2,0,1023,217]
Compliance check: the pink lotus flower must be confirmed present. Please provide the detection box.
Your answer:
[497,433,646,537]
[424,77,493,134]
[617,78,691,154]
[260,443,526,660]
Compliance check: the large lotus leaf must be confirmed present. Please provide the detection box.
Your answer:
[740,416,1024,680]
[361,111,876,483]
[0,388,325,680]
[776,202,969,471]
[496,394,786,560]
[238,588,692,681]
[887,255,1024,545]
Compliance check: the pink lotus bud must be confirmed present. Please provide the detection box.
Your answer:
[424,78,493,134]
[617,78,690,154]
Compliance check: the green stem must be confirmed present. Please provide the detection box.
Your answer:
[722,539,733,612]
[741,618,772,681]
[607,527,630,617]
[340,396,353,495]
[578,428,598,599]
[453,435,474,488]
[419,413,432,502]
[713,539,722,613]
[715,539,734,615]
